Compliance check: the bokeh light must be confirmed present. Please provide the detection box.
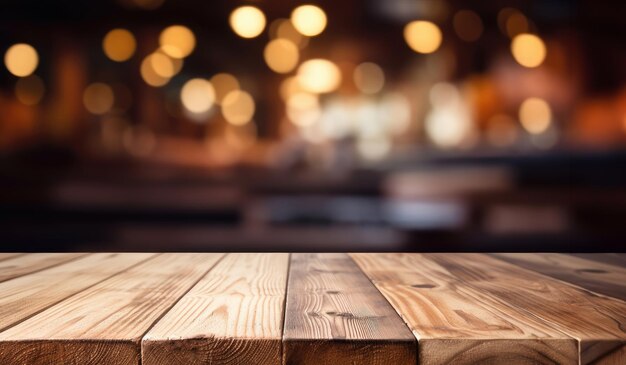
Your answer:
[357,137,391,161]
[511,33,547,68]
[280,77,303,101]
[4,43,39,77]
[291,5,327,37]
[102,29,136,62]
[353,62,385,94]
[83,83,115,115]
[453,10,483,42]
[519,97,552,134]
[180,78,216,114]
[140,55,171,87]
[403,21,442,54]
[229,6,266,39]
[264,39,299,74]
[210,73,240,105]
[222,90,255,125]
[297,59,342,94]
[159,25,196,58]
[287,92,321,127]
[271,19,308,49]
[15,75,45,106]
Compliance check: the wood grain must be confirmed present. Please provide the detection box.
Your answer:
[571,254,626,269]
[492,253,626,301]
[426,253,626,365]
[351,253,578,365]
[282,253,416,365]
[0,253,224,365]
[142,253,289,365]
[0,254,24,263]
[0,253,156,331]
[0,253,87,283]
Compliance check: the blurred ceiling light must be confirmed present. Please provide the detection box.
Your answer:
[149,52,176,78]
[291,5,327,37]
[15,75,45,106]
[222,90,255,125]
[403,21,442,54]
[264,39,299,74]
[519,97,551,134]
[453,10,483,42]
[280,76,303,101]
[353,62,385,94]
[506,11,529,38]
[83,83,115,115]
[4,43,38,77]
[159,25,196,58]
[425,83,472,148]
[357,137,391,161]
[486,114,519,147]
[297,59,342,94]
[210,73,239,105]
[287,92,321,127]
[272,19,308,49]
[180,78,216,114]
[140,55,171,87]
[511,33,546,68]
[103,29,136,62]
[229,6,266,39]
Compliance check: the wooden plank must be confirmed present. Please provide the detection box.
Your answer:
[492,253,626,302]
[0,253,224,365]
[0,253,87,283]
[571,254,626,269]
[0,253,156,331]
[0,254,25,263]
[425,254,626,365]
[282,253,416,365]
[143,253,289,365]
[351,253,578,365]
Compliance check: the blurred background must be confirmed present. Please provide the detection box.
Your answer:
[1,0,625,252]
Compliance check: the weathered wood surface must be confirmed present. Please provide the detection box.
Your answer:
[571,254,626,269]
[0,253,223,365]
[143,253,289,365]
[0,253,155,331]
[0,253,87,283]
[0,252,624,365]
[492,253,626,301]
[351,253,578,365]
[282,253,416,365]
[427,254,626,365]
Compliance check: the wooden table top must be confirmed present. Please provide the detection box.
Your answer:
[0,253,624,365]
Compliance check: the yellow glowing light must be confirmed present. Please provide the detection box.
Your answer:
[264,39,299,74]
[291,5,327,37]
[103,29,136,62]
[15,75,45,106]
[511,33,546,68]
[353,62,385,94]
[453,10,483,42]
[280,76,303,101]
[297,59,342,94]
[519,97,551,134]
[287,92,320,127]
[140,55,170,87]
[4,43,39,77]
[210,73,239,105]
[148,52,175,78]
[180,78,215,114]
[229,6,266,39]
[506,12,529,38]
[271,19,308,49]
[159,25,196,58]
[83,83,115,115]
[403,21,442,54]
[222,90,255,125]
